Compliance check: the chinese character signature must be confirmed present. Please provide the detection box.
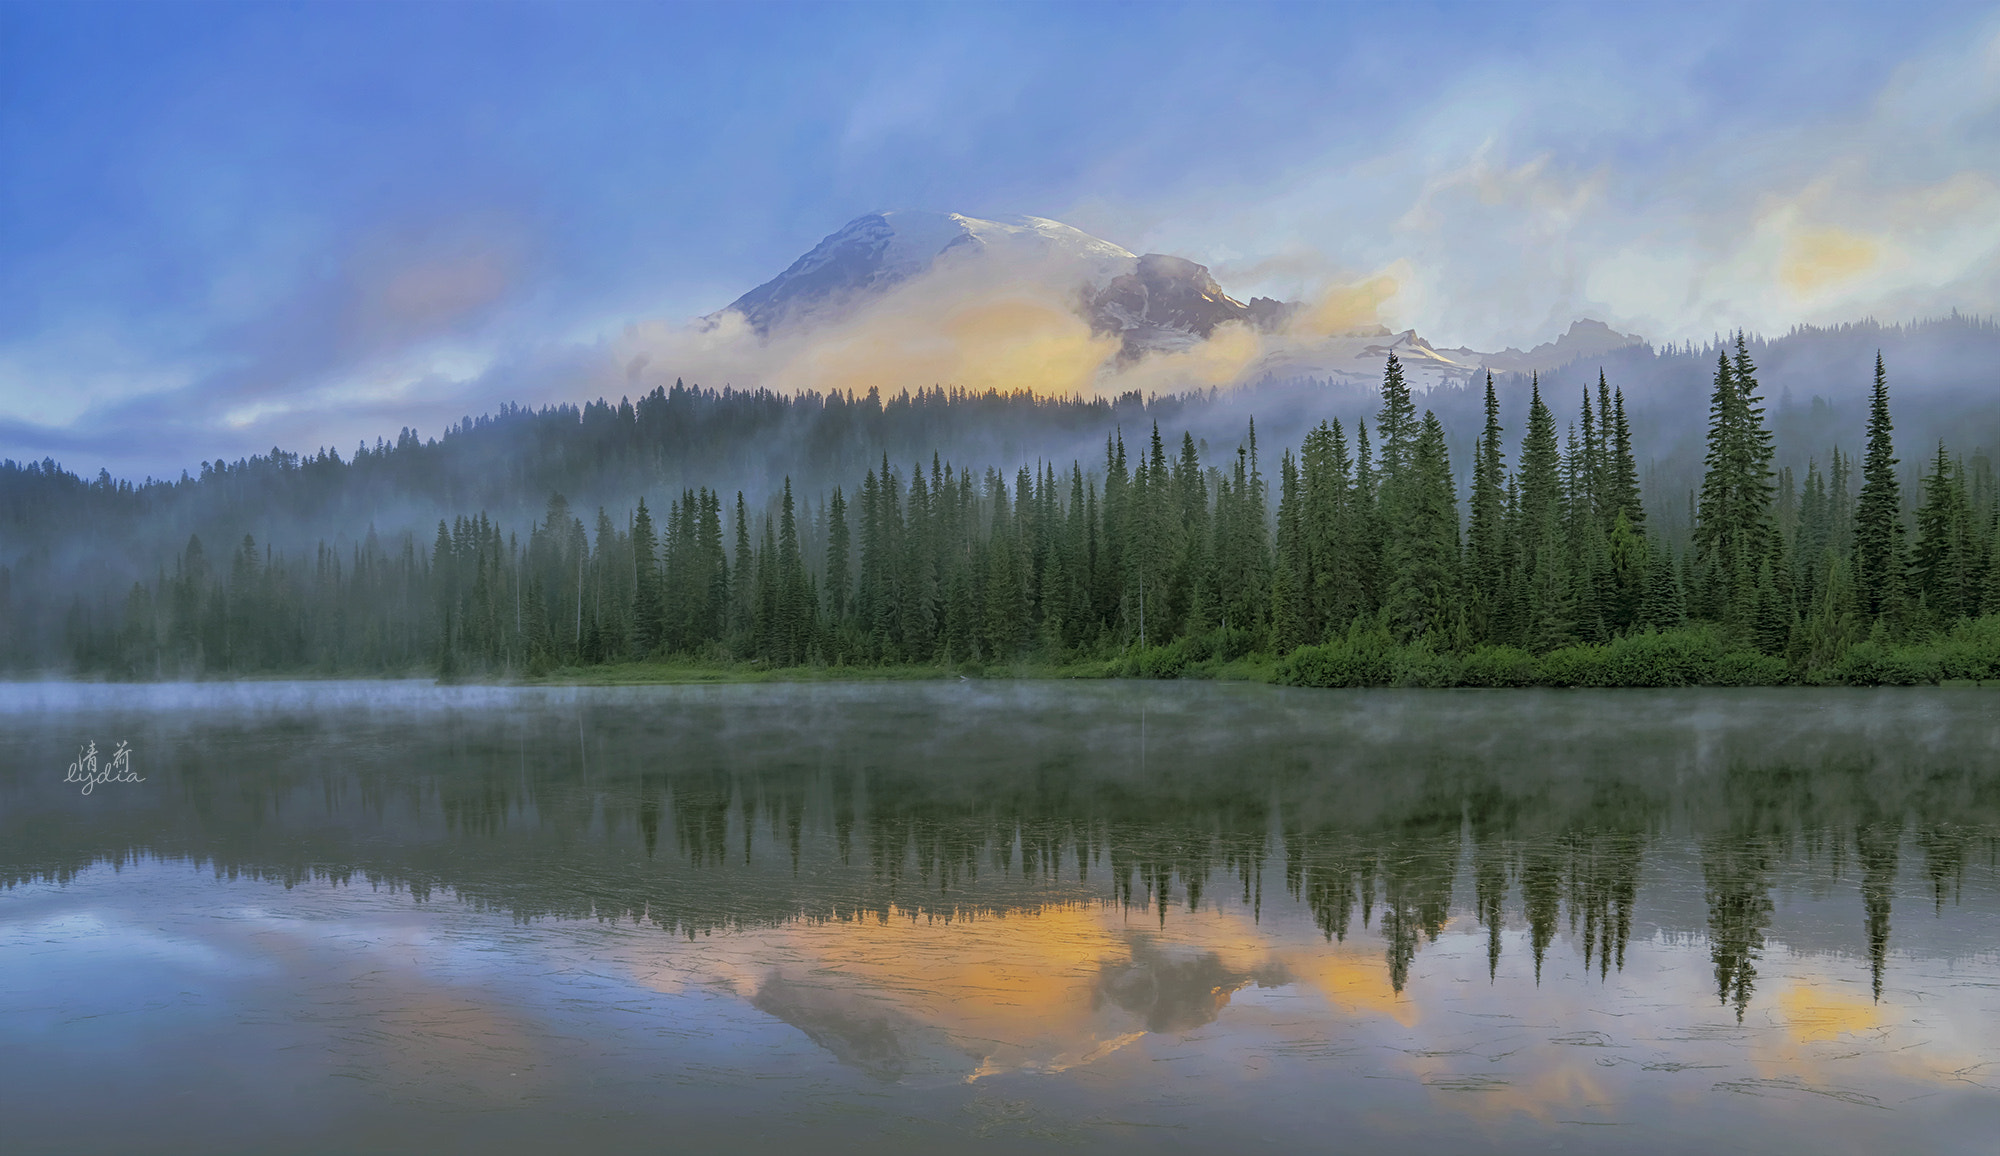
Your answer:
[65,741,142,795]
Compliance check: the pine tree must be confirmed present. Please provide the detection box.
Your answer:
[1607,386,1645,533]
[776,478,812,663]
[1792,459,1830,610]
[1466,373,1509,641]
[1913,440,1973,626]
[1298,421,1339,641]
[631,498,661,657]
[983,470,1023,659]
[731,491,754,644]
[1796,551,1860,675]
[1853,352,1904,622]
[1385,411,1461,643]
[1606,509,1645,635]
[1578,386,1602,526]
[824,486,851,630]
[1173,433,1213,635]
[1636,540,1686,632]
[1752,558,1789,656]
[1693,336,1777,626]
[1375,354,1418,484]
[1516,378,1574,651]
[1272,449,1307,654]
[1983,516,2000,619]
[1351,418,1381,619]
[900,465,938,658]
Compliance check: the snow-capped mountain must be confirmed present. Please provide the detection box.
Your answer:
[1249,320,1648,393]
[713,210,1646,389]
[724,211,1136,334]
[719,210,1293,357]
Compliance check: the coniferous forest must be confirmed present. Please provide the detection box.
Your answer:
[41,342,2000,685]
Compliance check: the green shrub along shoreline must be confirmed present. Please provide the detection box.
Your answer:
[1265,617,2000,688]
[499,616,2000,688]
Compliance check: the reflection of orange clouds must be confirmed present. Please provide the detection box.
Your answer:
[352,986,549,1104]
[1415,1061,1613,1126]
[603,912,2000,1131]
[1778,982,1882,1042]
[627,903,1129,1080]
[615,902,1411,1081]
[1280,941,1419,1027]
[1744,971,1990,1101]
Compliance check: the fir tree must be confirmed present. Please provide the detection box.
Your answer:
[1385,412,1461,643]
[1913,440,1974,626]
[1516,378,1575,651]
[824,486,851,629]
[1607,387,1645,533]
[1636,541,1686,632]
[1271,449,1307,654]
[1853,352,1905,621]
[631,498,661,657]
[1466,373,1509,641]
[731,491,754,643]
[1693,337,1776,625]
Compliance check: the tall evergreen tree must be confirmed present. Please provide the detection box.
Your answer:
[1913,440,1975,625]
[824,486,851,629]
[1467,373,1509,641]
[1607,387,1644,533]
[1515,378,1574,651]
[631,498,661,657]
[1693,337,1777,625]
[1853,352,1905,621]
[1385,411,1462,643]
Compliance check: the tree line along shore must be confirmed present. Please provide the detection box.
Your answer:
[60,341,2000,687]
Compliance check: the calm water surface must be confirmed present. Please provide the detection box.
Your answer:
[2,681,1998,1154]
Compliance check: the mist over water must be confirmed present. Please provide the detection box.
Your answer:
[3,681,1997,1154]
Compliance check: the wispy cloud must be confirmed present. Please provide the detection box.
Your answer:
[1,3,1994,478]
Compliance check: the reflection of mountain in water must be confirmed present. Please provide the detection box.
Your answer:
[4,684,1999,1022]
[1094,936,1289,1034]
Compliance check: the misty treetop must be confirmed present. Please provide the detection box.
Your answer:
[49,344,2000,686]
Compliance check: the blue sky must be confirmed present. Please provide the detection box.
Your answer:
[3,1,1996,478]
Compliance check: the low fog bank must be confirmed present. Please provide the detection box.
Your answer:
[2,313,1995,667]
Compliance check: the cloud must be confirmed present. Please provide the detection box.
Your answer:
[0,212,547,476]
[1779,227,1880,297]
[615,239,1394,404]
[1101,15,2000,352]
[8,7,1999,479]
[1290,273,1404,339]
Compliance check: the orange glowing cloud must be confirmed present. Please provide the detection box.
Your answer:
[1291,273,1403,338]
[1779,227,1880,296]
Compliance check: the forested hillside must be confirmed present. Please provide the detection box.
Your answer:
[38,335,2000,686]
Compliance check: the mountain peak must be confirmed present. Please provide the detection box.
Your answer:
[723,210,1136,334]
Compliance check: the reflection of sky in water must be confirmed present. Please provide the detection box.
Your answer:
[3,682,1999,1154]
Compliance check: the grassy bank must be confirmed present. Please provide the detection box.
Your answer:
[514,653,1279,686]
[1269,618,2000,689]
[512,618,2000,689]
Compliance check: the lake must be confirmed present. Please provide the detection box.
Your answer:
[3,681,1997,1154]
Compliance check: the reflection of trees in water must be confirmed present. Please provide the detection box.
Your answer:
[1567,832,1644,978]
[1918,824,1970,913]
[1855,819,1900,1002]
[5,709,2000,1016]
[1703,834,1775,1022]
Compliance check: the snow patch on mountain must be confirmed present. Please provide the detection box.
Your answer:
[723,211,1137,335]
